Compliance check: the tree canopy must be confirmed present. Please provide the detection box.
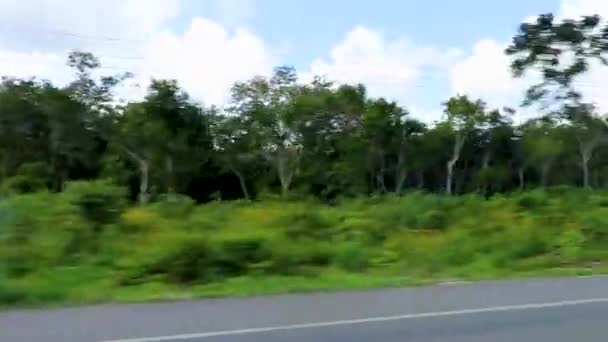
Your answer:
[3,14,608,202]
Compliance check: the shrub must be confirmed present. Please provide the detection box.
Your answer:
[0,192,89,275]
[264,238,333,275]
[120,236,218,285]
[556,229,585,263]
[579,209,608,243]
[333,242,370,272]
[64,180,127,227]
[149,194,196,219]
[120,207,160,232]
[418,210,449,230]
[281,209,334,240]
[515,190,549,210]
[1,162,49,194]
[214,236,271,276]
[0,284,27,306]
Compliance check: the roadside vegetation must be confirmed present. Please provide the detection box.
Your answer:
[3,13,608,307]
[2,184,608,307]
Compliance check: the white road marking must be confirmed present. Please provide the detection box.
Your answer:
[100,297,608,342]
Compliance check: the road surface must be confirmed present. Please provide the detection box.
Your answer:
[1,276,608,341]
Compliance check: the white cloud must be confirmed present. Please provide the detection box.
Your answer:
[0,0,276,106]
[449,0,608,117]
[449,40,532,112]
[132,17,276,105]
[305,26,462,103]
[558,0,608,19]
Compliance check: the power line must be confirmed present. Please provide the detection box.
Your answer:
[0,24,152,44]
[42,28,150,43]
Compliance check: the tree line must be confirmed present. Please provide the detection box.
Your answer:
[2,13,608,203]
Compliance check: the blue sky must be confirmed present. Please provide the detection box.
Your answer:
[189,0,558,66]
[162,0,607,120]
[0,0,606,121]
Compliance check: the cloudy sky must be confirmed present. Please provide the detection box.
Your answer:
[0,0,607,122]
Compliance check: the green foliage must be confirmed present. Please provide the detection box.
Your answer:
[64,180,128,227]
[333,242,371,272]
[6,34,608,306]
[557,229,585,262]
[1,162,50,194]
[1,188,608,306]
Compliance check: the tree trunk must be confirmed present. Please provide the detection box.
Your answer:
[446,134,465,195]
[0,156,7,182]
[138,160,149,205]
[276,147,299,197]
[395,170,407,194]
[482,151,491,169]
[231,167,249,200]
[165,155,175,198]
[578,135,601,189]
[376,170,387,193]
[394,150,406,194]
[446,161,455,195]
[518,167,525,191]
[582,155,591,189]
[124,148,149,205]
[540,161,552,187]
[277,156,292,197]
[416,171,425,189]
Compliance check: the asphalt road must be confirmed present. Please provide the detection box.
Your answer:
[2,276,608,341]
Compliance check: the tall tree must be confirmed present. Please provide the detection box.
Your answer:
[442,96,486,194]
[506,13,608,110]
[230,66,301,196]
[521,117,564,187]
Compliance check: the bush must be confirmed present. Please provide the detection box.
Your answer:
[5,187,608,306]
[64,180,127,227]
[418,210,448,230]
[556,229,585,263]
[281,209,334,240]
[0,284,27,306]
[515,190,549,210]
[149,194,196,219]
[579,209,608,243]
[214,236,271,276]
[120,236,217,285]
[0,192,90,275]
[264,238,334,275]
[1,162,49,194]
[333,243,370,272]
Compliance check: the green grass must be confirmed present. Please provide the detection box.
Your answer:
[3,264,608,310]
[3,184,608,309]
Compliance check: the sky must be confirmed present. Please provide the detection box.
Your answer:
[0,0,607,122]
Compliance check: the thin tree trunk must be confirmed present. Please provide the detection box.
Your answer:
[540,160,552,187]
[395,170,407,194]
[446,162,455,195]
[578,135,601,189]
[518,167,525,191]
[276,147,299,197]
[480,150,491,194]
[124,148,149,205]
[277,156,292,197]
[446,134,465,195]
[416,171,424,189]
[231,167,249,200]
[482,151,491,169]
[165,155,175,198]
[139,161,149,205]
[376,173,385,193]
[394,151,406,194]
[582,155,590,189]
[0,155,7,182]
